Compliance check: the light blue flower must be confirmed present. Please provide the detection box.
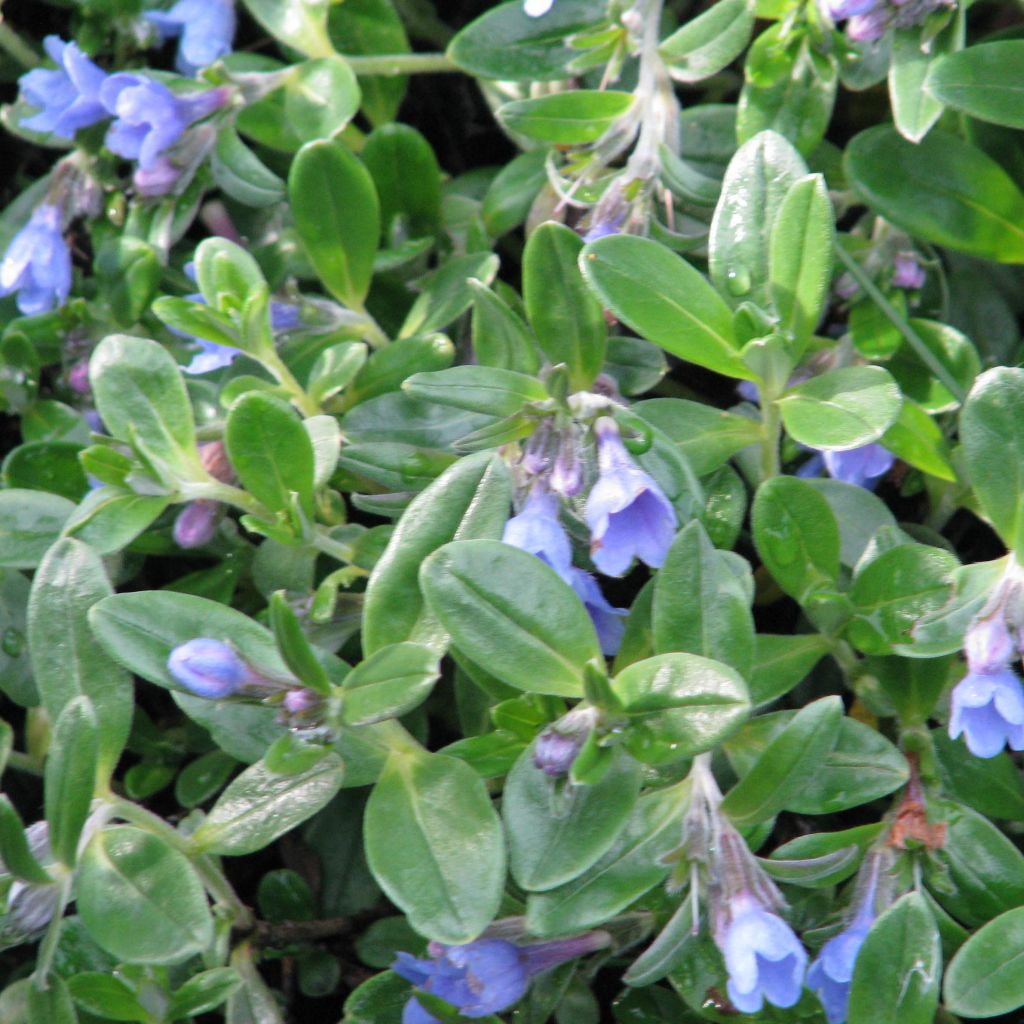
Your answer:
[847,10,888,41]
[167,638,254,698]
[807,909,873,1024]
[820,443,894,490]
[717,894,807,1015]
[144,0,236,76]
[18,36,108,139]
[826,0,880,17]
[568,568,627,656]
[502,486,573,577]
[394,940,529,1022]
[100,74,228,169]
[585,417,677,577]
[948,668,1024,759]
[964,614,1015,675]
[184,335,241,374]
[0,204,72,315]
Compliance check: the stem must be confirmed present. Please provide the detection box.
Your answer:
[32,872,72,986]
[260,351,321,417]
[344,52,456,76]
[5,750,42,776]
[311,529,358,564]
[760,398,782,480]
[835,242,966,403]
[0,20,39,69]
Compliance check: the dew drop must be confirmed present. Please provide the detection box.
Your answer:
[726,266,751,296]
[2,628,24,658]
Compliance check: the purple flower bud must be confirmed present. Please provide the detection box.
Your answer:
[533,705,599,778]
[549,443,583,498]
[133,156,181,197]
[585,418,677,577]
[948,668,1024,758]
[67,358,91,396]
[502,486,573,577]
[283,688,320,714]
[173,499,221,548]
[847,9,889,41]
[582,217,623,244]
[567,568,627,656]
[18,36,108,139]
[271,301,302,332]
[0,204,72,316]
[892,252,926,291]
[167,638,253,698]
[965,615,1014,675]
[826,0,880,17]
[821,444,894,490]
[100,74,229,170]
[715,892,807,1015]
[144,0,236,77]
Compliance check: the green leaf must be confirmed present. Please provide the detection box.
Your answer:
[748,633,830,706]
[89,335,200,481]
[61,489,169,556]
[44,696,98,867]
[364,748,505,944]
[580,234,747,379]
[945,906,1024,1018]
[225,392,316,521]
[481,149,549,239]
[0,491,75,568]
[927,41,1024,130]
[752,476,840,604]
[469,280,541,375]
[403,366,547,417]
[0,797,52,883]
[614,652,750,762]
[192,754,344,855]
[341,643,440,726]
[848,893,941,1024]
[399,253,500,339]
[659,0,754,83]
[67,973,149,1022]
[960,367,1024,543]
[709,129,806,309]
[268,591,331,695]
[447,0,607,81]
[720,695,842,825]
[362,453,512,654]
[210,127,286,208]
[769,174,834,341]
[240,0,334,57]
[77,826,213,964]
[286,57,361,142]
[524,222,607,390]
[845,125,1024,263]
[526,781,691,935]
[889,13,962,144]
[27,976,77,1024]
[652,522,754,677]
[420,540,600,698]
[777,365,902,449]
[289,140,380,308]
[881,398,956,482]
[504,745,641,892]
[363,124,441,238]
[170,968,243,1019]
[498,91,634,144]
[28,539,131,782]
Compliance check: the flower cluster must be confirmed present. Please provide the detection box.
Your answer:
[948,611,1024,758]
[393,930,609,1023]
[825,0,955,43]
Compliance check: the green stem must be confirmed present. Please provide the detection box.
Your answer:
[107,799,254,929]
[835,242,966,404]
[0,21,38,70]
[32,873,72,986]
[311,529,358,564]
[260,351,321,417]
[760,398,782,480]
[5,750,42,776]
[344,52,456,76]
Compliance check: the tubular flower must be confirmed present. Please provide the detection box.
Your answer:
[18,36,108,139]
[822,444,894,490]
[167,638,256,698]
[0,204,72,315]
[585,417,677,577]
[144,0,236,76]
[501,485,573,577]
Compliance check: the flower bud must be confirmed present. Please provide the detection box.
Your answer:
[173,499,221,549]
[167,638,254,698]
[533,705,600,778]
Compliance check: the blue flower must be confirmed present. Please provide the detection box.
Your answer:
[144,0,236,76]
[807,910,873,1024]
[821,444,894,490]
[717,894,807,1014]
[184,335,241,374]
[826,0,879,17]
[100,74,228,169]
[394,940,529,1022]
[847,9,888,41]
[18,36,108,139]
[502,486,573,577]
[167,638,254,698]
[964,614,1015,675]
[948,668,1024,759]
[0,204,72,315]
[892,252,925,291]
[568,568,627,656]
[585,417,677,577]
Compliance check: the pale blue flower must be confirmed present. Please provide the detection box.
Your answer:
[18,36,108,138]
[585,417,676,577]
[100,74,228,169]
[847,9,888,40]
[826,0,880,16]
[145,0,236,76]
[0,204,71,315]
[819,444,894,490]
[184,335,240,374]
[502,486,573,577]
[964,615,1015,675]
[167,638,254,698]
[568,568,627,656]
[717,894,807,1014]
[807,908,873,1024]
[948,668,1024,759]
